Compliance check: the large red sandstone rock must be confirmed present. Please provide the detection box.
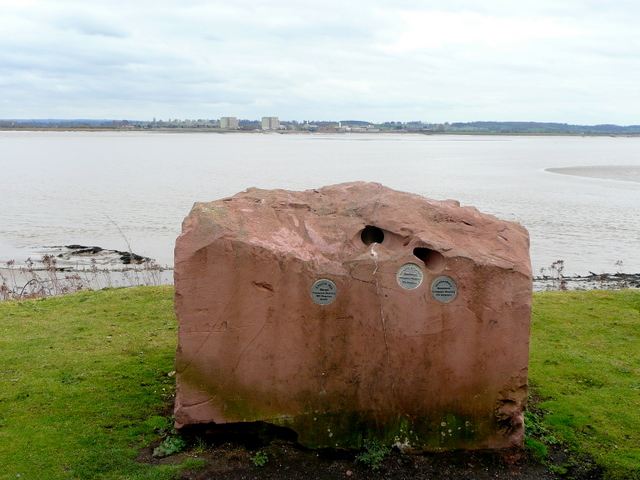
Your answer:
[174,182,532,450]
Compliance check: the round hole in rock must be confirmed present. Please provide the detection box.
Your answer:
[361,226,385,245]
[413,247,445,271]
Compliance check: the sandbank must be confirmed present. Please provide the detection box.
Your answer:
[546,165,640,182]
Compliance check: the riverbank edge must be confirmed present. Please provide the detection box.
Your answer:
[2,264,638,300]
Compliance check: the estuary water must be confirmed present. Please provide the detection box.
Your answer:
[1,131,639,277]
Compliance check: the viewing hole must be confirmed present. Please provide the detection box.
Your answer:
[361,226,385,246]
[413,247,445,271]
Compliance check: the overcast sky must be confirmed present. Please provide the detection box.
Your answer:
[2,0,639,124]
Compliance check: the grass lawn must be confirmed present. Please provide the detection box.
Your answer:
[530,289,640,479]
[0,287,638,479]
[0,286,185,480]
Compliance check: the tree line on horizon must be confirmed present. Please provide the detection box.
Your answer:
[2,118,640,134]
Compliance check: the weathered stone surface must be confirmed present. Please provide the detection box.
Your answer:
[174,182,532,451]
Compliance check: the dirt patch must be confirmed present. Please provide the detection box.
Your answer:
[138,438,603,480]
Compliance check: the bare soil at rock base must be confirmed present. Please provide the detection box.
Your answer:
[139,437,603,480]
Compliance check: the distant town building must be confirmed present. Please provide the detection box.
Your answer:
[220,117,239,129]
[262,117,280,130]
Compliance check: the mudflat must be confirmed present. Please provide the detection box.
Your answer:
[546,165,640,182]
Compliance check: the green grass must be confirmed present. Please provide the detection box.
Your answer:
[1,287,638,479]
[530,290,640,480]
[0,286,186,480]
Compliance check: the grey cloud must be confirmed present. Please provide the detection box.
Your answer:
[57,15,130,38]
[1,0,640,123]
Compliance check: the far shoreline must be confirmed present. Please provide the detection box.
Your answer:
[3,126,640,137]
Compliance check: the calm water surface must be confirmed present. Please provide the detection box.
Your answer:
[1,131,639,276]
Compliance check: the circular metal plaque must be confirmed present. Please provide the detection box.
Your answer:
[396,263,424,290]
[311,279,337,305]
[431,276,458,303]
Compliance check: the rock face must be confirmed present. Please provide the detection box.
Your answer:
[174,182,532,451]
